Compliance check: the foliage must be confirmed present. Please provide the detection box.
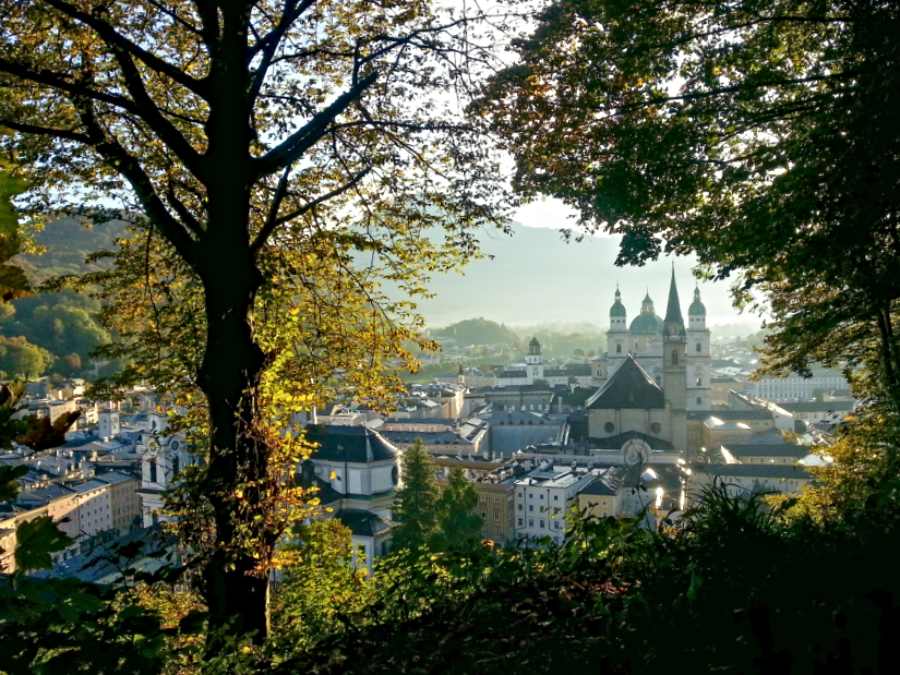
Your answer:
[431,467,483,553]
[391,440,440,551]
[0,334,53,377]
[480,0,900,407]
[269,520,373,655]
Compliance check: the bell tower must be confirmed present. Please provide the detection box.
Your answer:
[663,267,688,452]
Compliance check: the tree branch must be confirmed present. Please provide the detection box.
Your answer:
[0,118,89,144]
[75,100,199,268]
[252,72,377,179]
[251,166,371,254]
[42,0,210,98]
[247,0,316,107]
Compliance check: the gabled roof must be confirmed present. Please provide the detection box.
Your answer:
[585,355,665,410]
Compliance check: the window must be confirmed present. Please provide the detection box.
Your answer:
[172,454,180,478]
[539,520,545,528]
[539,493,544,500]
[696,376,702,386]
[528,519,534,527]
[616,343,622,353]
[604,422,615,433]
[553,495,558,501]
[529,504,533,512]
[672,349,679,365]
[149,459,157,483]
[697,397,702,405]
[696,342,702,353]
[650,422,661,434]
[518,518,523,526]
[517,503,522,511]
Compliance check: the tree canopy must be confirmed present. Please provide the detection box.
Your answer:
[480,0,900,405]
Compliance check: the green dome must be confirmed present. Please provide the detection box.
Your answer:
[610,300,626,317]
[629,313,663,335]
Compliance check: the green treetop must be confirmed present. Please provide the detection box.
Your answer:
[432,466,483,553]
[392,440,440,552]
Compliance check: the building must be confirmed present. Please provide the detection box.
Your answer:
[137,432,191,527]
[687,463,812,500]
[495,338,595,388]
[781,399,856,424]
[300,424,399,569]
[602,279,711,410]
[514,464,594,545]
[720,442,810,465]
[742,367,849,402]
[584,269,691,456]
[487,409,566,457]
[378,416,490,457]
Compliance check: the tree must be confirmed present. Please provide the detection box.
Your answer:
[270,519,372,654]
[392,440,439,551]
[431,466,482,552]
[0,335,53,378]
[0,1,509,642]
[480,0,900,407]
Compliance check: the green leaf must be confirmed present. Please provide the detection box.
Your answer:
[15,515,72,573]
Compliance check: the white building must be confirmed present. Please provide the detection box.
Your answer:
[301,424,399,570]
[513,463,594,545]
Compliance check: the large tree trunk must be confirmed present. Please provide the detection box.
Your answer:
[197,245,270,643]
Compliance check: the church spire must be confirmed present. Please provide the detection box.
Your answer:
[664,265,685,337]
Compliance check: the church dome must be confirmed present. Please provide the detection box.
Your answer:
[629,313,663,335]
[689,287,706,316]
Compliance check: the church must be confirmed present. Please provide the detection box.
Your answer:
[584,270,704,460]
[600,271,711,411]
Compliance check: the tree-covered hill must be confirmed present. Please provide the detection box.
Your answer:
[431,317,521,348]
[15,216,128,281]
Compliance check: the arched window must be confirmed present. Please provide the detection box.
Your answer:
[696,376,702,386]
[149,459,157,483]
[672,350,679,365]
[171,454,180,478]
[604,422,615,433]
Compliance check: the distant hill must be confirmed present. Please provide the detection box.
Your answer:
[15,217,129,281]
[431,318,520,347]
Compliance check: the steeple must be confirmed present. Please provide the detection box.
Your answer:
[663,265,685,338]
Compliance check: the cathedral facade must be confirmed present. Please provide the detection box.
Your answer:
[601,272,711,411]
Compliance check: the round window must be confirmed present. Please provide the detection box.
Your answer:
[650,422,661,434]
[604,422,615,433]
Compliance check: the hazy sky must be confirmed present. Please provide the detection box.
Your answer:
[415,197,765,331]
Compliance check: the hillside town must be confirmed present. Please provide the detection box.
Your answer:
[1,270,855,576]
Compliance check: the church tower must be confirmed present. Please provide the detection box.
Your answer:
[525,337,544,383]
[606,285,628,379]
[686,285,712,410]
[663,268,688,452]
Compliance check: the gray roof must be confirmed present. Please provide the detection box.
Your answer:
[306,424,397,463]
[688,409,774,421]
[580,476,617,497]
[336,509,392,537]
[497,369,527,379]
[781,400,855,413]
[697,463,812,479]
[585,355,665,410]
[721,443,809,459]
